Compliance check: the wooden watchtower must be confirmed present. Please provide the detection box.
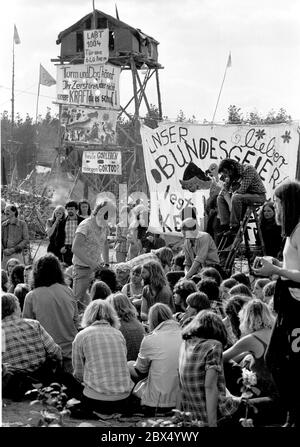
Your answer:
[51,9,163,201]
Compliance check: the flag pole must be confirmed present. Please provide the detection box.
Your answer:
[10,30,15,189]
[35,65,41,124]
[92,0,96,28]
[211,52,231,127]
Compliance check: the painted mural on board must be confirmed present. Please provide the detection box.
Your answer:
[140,122,300,234]
[60,105,118,144]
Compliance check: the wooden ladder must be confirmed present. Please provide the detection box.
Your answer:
[218,204,265,276]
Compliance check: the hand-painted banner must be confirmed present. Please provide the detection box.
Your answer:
[56,63,120,108]
[140,122,300,234]
[84,29,109,65]
[82,151,122,175]
[61,106,118,144]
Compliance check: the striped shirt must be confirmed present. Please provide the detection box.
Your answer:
[72,320,134,401]
[2,315,62,372]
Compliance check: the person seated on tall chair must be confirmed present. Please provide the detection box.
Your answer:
[181,217,220,280]
[217,159,266,238]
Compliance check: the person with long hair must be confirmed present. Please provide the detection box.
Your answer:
[8,264,25,293]
[253,278,271,301]
[22,253,79,373]
[106,293,145,361]
[217,158,266,237]
[223,294,251,343]
[1,269,9,292]
[223,299,276,393]
[46,205,67,261]
[253,180,300,426]
[230,272,251,290]
[140,261,175,321]
[229,283,253,298]
[128,303,182,416]
[179,310,240,426]
[258,201,283,258]
[72,299,134,416]
[173,279,197,321]
[78,200,91,219]
[180,291,211,327]
[122,265,144,313]
[223,299,284,425]
[13,282,30,312]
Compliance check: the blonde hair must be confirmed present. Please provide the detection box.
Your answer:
[81,299,120,329]
[148,303,173,332]
[51,205,66,220]
[239,299,275,335]
[106,292,137,322]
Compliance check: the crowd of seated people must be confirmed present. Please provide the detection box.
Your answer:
[2,183,299,427]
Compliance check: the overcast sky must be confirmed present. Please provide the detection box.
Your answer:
[1,0,300,122]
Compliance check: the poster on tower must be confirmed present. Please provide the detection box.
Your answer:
[56,63,120,109]
[84,29,109,65]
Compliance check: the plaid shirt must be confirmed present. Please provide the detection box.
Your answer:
[234,164,266,195]
[64,217,78,245]
[72,320,134,399]
[2,315,62,372]
[179,338,239,425]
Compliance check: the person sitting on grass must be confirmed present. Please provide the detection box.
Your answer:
[219,278,239,301]
[173,279,197,321]
[253,278,271,301]
[179,310,240,426]
[2,293,62,400]
[90,280,112,301]
[223,299,285,426]
[140,261,175,322]
[230,272,251,290]
[128,303,182,417]
[106,293,145,361]
[121,265,144,315]
[180,291,211,327]
[197,278,225,319]
[72,299,135,417]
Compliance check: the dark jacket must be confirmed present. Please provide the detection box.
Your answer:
[47,214,84,259]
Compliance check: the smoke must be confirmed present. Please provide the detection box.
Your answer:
[50,180,71,207]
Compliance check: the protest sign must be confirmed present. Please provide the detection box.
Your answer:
[61,106,118,144]
[140,122,300,234]
[56,63,120,108]
[84,29,109,65]
[82,151,122,175]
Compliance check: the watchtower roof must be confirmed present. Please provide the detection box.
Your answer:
[56,9,159,46]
